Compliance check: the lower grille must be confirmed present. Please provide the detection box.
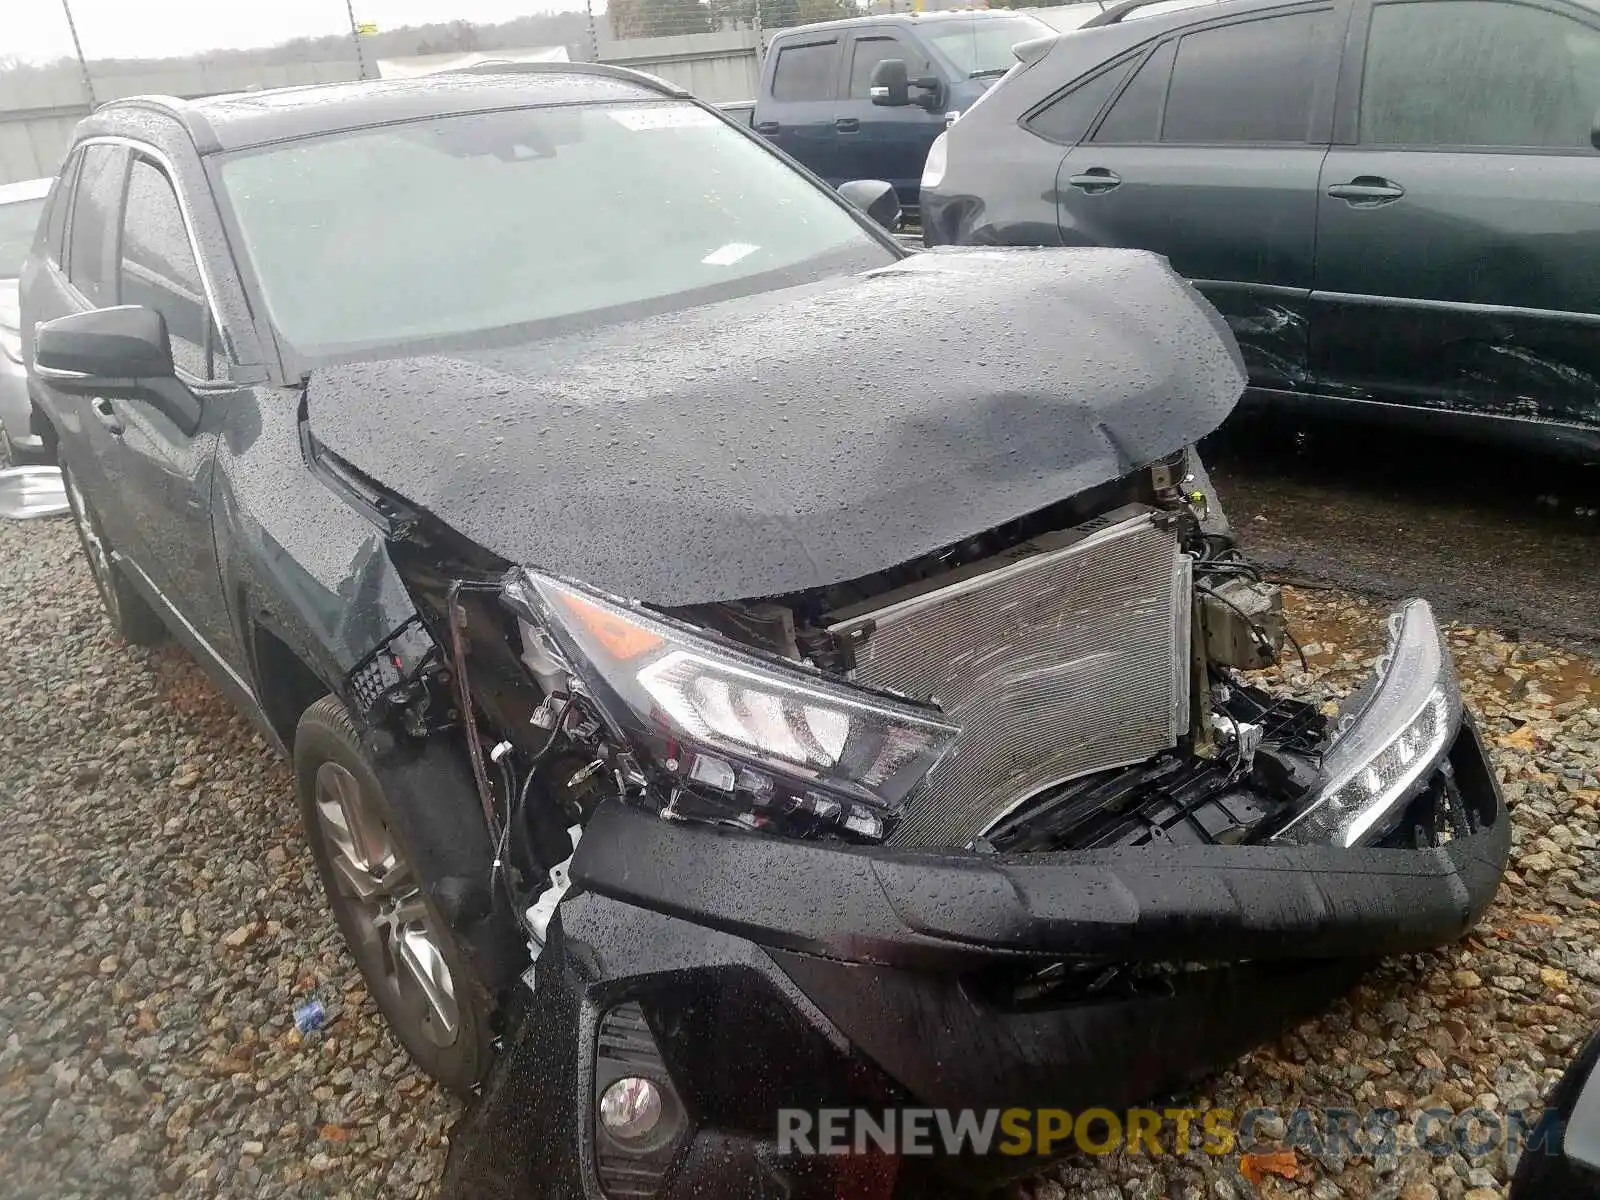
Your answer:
[828,506,1191,849]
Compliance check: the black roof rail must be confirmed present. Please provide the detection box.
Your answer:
[93,94,227,153]
[96,94,188,120]
[1082,0,1227,26]
[446,59,690,98]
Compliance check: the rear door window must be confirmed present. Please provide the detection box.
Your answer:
[1091,40,1175,143]
[1360,0,1600,148]
[1162,11,1329,142]
[119,157,212,380]
[772,40,842,101]
[1026,57,1139,143]
[66,144,129,306]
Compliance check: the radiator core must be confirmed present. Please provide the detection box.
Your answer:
[827,506,1192,849]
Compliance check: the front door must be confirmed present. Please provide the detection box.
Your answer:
[104,152,243,670]
[32,143,141,548]
[1310,0,1600,431]
[1053,6,1341,391]
[839,29,946,206]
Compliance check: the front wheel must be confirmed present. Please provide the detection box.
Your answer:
[293,695,492,1094]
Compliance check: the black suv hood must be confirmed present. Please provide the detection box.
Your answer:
[308,247,1245,606]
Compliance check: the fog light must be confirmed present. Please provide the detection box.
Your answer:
[599,1076,663,1141]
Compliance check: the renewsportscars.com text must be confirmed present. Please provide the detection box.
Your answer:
[777,1105,1555,1159]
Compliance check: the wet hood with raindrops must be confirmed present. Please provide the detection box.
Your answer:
[307,246,1246,606]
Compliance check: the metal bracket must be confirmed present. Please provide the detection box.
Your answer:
[524,823,583,985]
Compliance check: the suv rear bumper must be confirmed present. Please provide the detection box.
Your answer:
[443,721,1507,1199]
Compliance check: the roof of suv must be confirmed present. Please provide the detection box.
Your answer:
[1080,0,1597,32]
[1077,0,1316,29]
[773,8,1037,37]
[96,63,686,154]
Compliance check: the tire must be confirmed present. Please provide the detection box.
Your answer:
[293,695,492,1095]
[61,460,167,646]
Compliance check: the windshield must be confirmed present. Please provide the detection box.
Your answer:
[218,101,891,363]
[922,15,1053,76]
[0,197,45,279]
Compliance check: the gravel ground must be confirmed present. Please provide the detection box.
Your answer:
[1206,418,1600,651]
[2,514,1596,1199]
[0,516,458,1197]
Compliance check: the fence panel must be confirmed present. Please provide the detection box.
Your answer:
[596,30,761,102]
[0,0,1106,183]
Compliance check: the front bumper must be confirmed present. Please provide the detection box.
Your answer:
[443,720,1507,1199]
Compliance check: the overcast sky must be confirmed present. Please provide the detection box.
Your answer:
[10,0,591,63]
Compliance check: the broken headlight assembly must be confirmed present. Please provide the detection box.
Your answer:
[502,570,960,841]
[1272,599,1462,848]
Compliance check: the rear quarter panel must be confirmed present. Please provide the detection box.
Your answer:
[922,24,1150,246]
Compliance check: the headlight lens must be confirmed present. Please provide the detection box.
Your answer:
[1272,599,1462,847]
[921,131,948,191]
[504,571,959,840]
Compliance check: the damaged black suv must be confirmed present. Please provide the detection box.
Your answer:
[20,64,1508,1198]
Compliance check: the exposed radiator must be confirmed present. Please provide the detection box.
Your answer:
[827,506,1191,849]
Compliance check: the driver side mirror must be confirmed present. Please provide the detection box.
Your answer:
[837,179,902,231]
[869,59,911,106]
[34,305,200,436]
[869,59,944,111]
[36,305,174,380]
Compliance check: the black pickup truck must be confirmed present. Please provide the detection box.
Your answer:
[734,10,1052,209]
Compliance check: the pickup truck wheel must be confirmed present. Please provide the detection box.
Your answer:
[61,460,167,646]
[293,696,491,1095]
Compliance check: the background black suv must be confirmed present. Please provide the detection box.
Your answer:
[922,0,1600,457]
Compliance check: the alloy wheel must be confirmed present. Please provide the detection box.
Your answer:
[313,761,460,1047]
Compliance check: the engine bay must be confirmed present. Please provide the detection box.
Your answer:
[350,449,1333,885]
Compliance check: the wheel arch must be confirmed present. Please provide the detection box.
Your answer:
[264,633,528,1003]
[251,621,333,751]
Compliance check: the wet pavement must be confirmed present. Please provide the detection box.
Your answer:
[1204,413,1600,652]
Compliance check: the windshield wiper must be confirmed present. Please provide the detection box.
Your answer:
[968,66,1012,79]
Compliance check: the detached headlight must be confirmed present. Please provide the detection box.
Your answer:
[504,571,959,840]
[1273,599,1462,848]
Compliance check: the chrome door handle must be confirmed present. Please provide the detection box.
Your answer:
[1326,177,1405,206]
[1068,168,1122,194]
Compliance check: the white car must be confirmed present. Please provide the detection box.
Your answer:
[1,177,53,463]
